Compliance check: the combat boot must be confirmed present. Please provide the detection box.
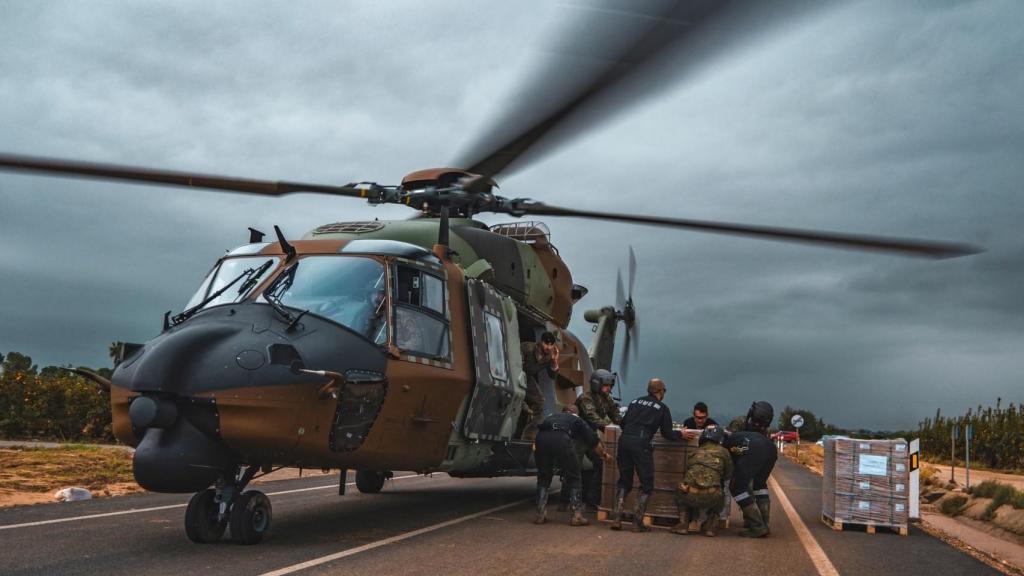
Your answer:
[609,488,626,531]
[569,488,590,526]
[738,501,769,538]
[671,503,690,535]
[632,492,651,533]
[534,486,548,525]
[755,496,771,535]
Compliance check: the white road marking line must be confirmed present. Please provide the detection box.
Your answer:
[259,498,531,576]
[769,476,840,576]
[0,474,421,531]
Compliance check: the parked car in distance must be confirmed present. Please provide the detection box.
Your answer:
[771,431,799,442]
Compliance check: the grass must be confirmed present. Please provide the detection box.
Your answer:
[940,495,969,516]
[0,445,135,493]
[968,480,1024,519]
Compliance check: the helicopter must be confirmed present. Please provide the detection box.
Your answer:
[0,1,981,545]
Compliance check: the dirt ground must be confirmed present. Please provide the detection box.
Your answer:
[0,444,336,508]
[779,442,824,475]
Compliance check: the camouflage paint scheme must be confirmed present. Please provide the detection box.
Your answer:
[111,217,591,484]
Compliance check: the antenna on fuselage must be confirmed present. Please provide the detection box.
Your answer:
[273,225,296,262]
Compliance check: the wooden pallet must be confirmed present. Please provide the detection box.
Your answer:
[597,510,725,531]
[822,514,908,536]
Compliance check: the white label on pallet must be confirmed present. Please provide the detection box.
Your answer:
[895,463,906,472]
[895,483,905,492]
[859,454,888,476]
[895,503,905,512]
[859,481,870,490]
[858,501,870,510]
[859,443,871,450]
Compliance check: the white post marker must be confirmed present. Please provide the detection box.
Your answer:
[965,423,972,489]
[909,438,920,520]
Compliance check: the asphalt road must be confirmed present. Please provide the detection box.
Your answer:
[0,458,999,576]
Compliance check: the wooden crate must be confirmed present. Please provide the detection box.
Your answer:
[598,425,698,522]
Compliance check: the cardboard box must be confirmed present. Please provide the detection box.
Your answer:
[598,425,698,520]
[823,437,909,528]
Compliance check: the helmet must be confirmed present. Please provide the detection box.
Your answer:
[746,401,774,431]
[589,369,616,394]
[699,425,725,446]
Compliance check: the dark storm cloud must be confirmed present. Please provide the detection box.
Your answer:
[1,1,1022,430]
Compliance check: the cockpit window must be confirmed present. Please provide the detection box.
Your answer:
[265,256,387,344]
[183,256,281,312]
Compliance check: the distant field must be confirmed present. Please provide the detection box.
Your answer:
[0,444,140,506]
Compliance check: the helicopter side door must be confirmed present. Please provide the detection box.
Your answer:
[462,279,526,441]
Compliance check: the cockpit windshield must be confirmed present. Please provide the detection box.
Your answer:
[183,256,281,312]
[264,256,388,345]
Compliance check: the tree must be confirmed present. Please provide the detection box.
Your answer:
[777,406,826,441]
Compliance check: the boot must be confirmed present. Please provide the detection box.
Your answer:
[569,488,590,526]
[738,501,769,538]
[632,492,651,532]
[755,496,771,535]
[609,488,626,531]
[701,512,718,537]
[534,486,548,525]
[671,503,690,535]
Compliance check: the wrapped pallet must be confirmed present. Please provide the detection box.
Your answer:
[598,425,698,524]
[822,437,909,534]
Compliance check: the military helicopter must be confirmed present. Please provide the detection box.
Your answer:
[0,1,980,545]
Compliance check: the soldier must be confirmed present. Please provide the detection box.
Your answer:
[609,378,684,532]
[521,331,559,438]
[726,401,778,538]
[672,426,732,536]
[533,405,605,526]
[576,368,621,509]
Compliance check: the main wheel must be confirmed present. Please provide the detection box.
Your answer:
[229,490,272,545]
[185,489,227,543]
[355,470,387,493]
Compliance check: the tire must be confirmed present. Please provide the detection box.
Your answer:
[184,489,227,543]
[355,470,387,493]
[229,491,272,545]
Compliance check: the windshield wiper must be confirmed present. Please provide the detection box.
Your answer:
[262,262,300,325]
[171,261,271,326]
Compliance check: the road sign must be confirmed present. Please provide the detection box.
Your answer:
[791,414,805,428]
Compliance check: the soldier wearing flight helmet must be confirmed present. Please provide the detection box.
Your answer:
[725,401,778,538]
[576,369,621,509]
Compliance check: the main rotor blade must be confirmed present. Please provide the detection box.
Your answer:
[519,202,981,259]
[628,245,637,301]
[458,0,824,181]
[619,329,631,396]
[0,153,368,198]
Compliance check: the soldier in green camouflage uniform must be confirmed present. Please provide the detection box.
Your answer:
[520,331,559,439]
[575,369,621,509]
[673,426,732,536]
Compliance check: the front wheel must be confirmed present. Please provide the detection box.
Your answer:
[229,491,272,545]
[355,470,388,493]
[184,489,227,543]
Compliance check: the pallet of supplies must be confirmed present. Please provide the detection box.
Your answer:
[597,425,698,527]
[822,436,909,536]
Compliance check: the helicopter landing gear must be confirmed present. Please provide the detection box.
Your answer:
[229,491,272,545]
[184,489,227,543]
[185,464,271,545]
[355,469,392,493]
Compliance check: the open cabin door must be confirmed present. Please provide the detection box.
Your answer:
[463,279,525,441]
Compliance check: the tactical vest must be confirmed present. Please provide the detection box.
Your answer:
[684,446,726,489]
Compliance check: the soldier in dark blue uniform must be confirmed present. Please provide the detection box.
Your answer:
[609,378,684,532]
[725,401,778,538]
[534,405,604,526]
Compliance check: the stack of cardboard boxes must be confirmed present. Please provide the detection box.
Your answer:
[822,437,909,532]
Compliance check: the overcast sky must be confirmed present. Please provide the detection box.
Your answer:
[1,1,1021,430]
